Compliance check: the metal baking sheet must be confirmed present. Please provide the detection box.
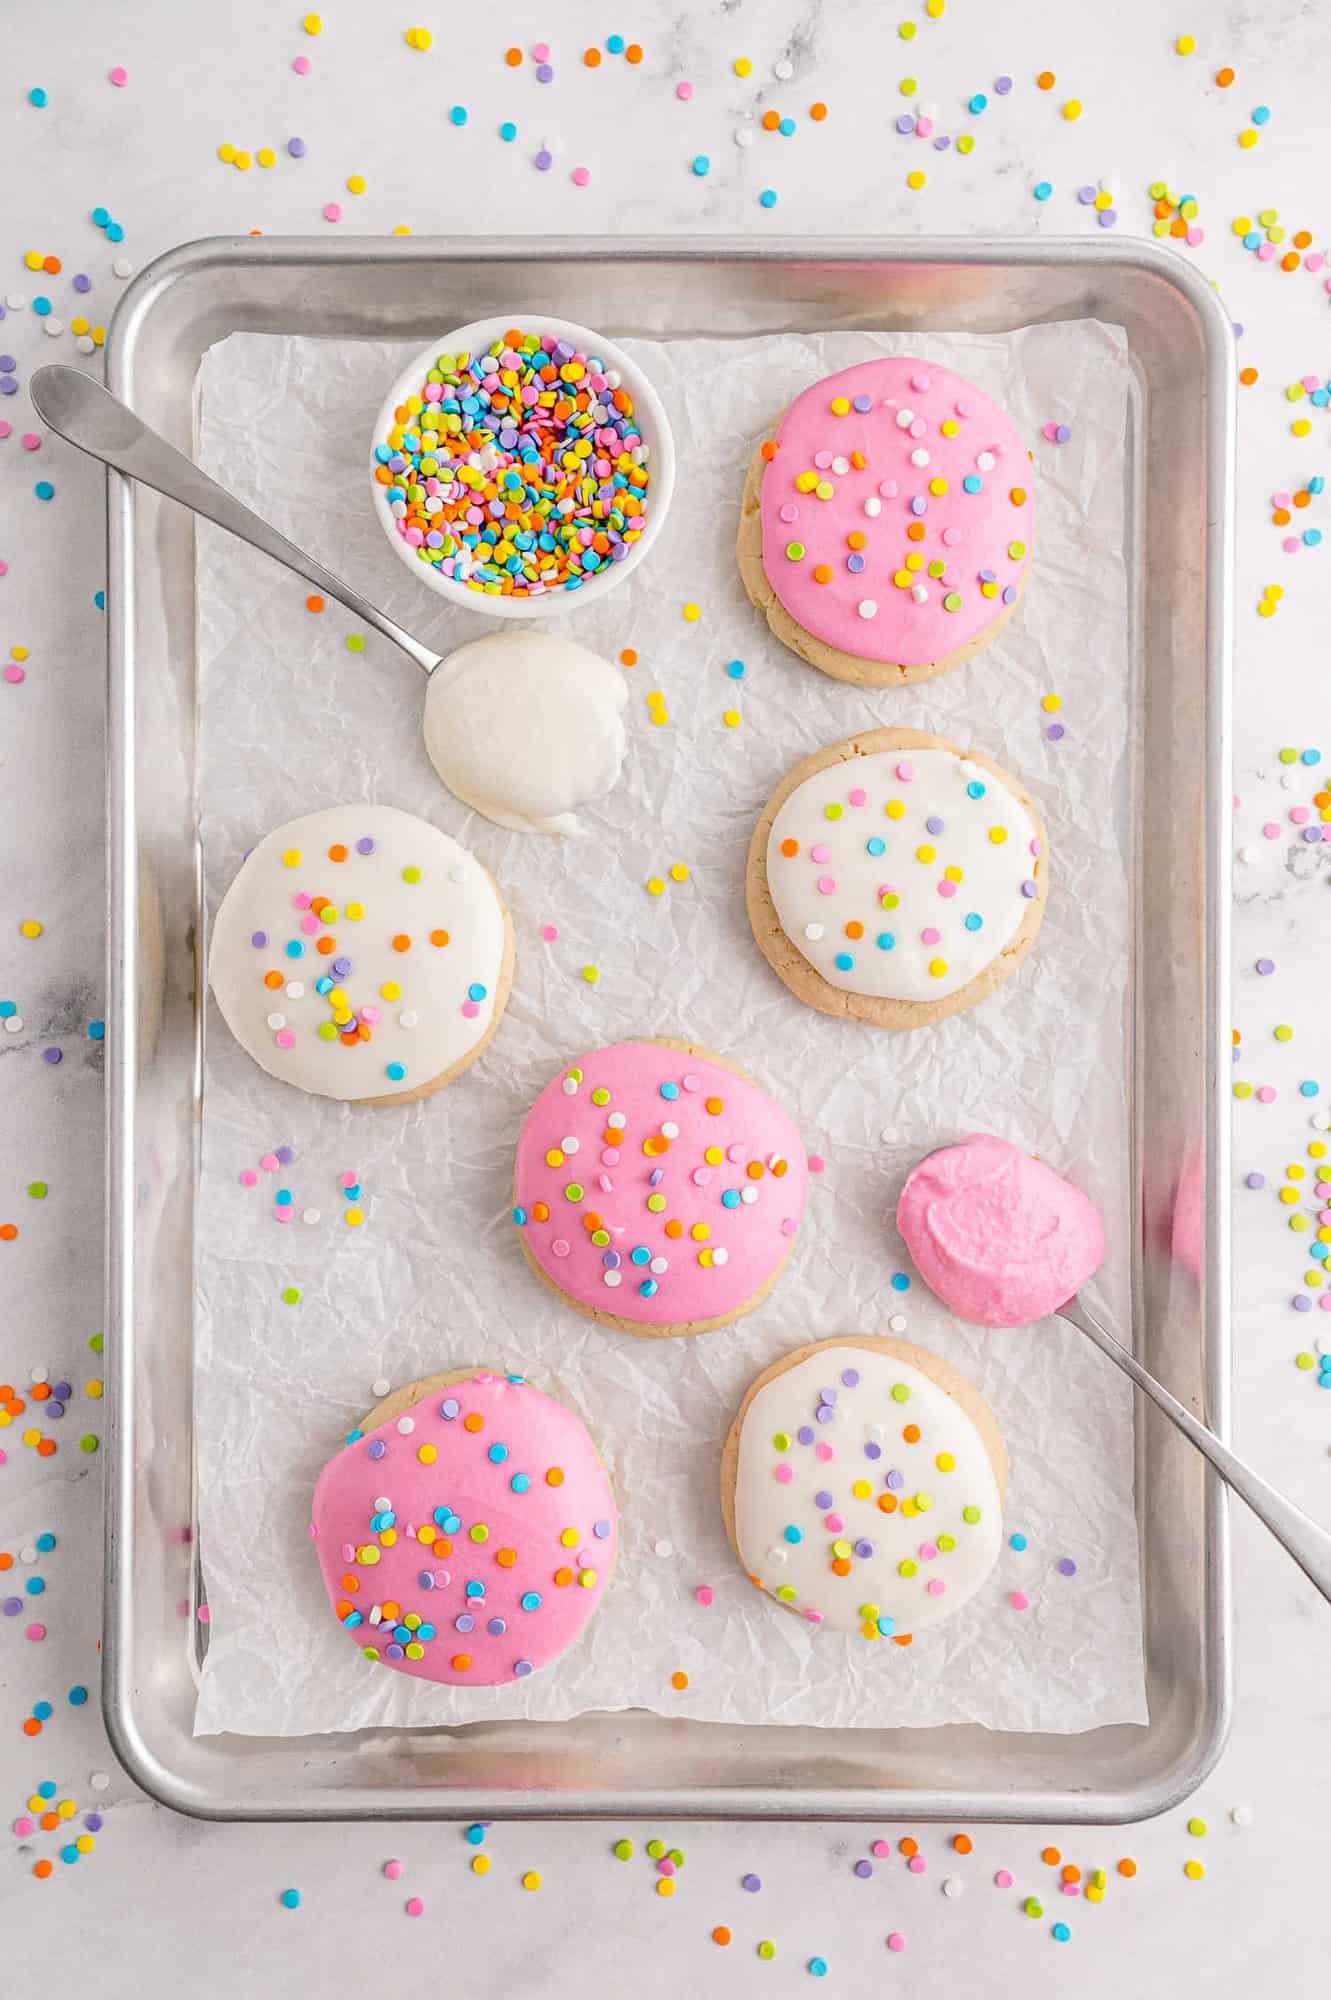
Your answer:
[103,235,1233,1822]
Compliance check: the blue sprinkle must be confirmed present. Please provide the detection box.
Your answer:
[969,93,988,114]
[91,206,110,227]
[809,1959,828,1979]
[876,933,895,950]
[607,34,626,54]
[94,589,106,609]
[691,155,710,177]
[512,1205,527,1226]
[106,222,125,244]
[783,1525,803,1544]
[285,940,304,959]
[520,1591,541,1610]
[1302,747,1322,763]
[30,87,49,107]
[660,1081,680,1100]
[638,1277,659,1298]
[722,1188,741,1208]
[866,836,886,856]
[36,1532,56,1551]
[465,1823,486,1844]
[778,117,796,136]
[1301,1080,1320,1097]
[280,1889,301,1910]
[966,780,987,799]
[35,480,55,500]
[27,1576,46,1595]
[1010,1532,1029,1551]
[890,1273,910,1293]
[386,1061,406,1082]
[467,983,487,1002]
[725,658,746,679]
[630,1245,651,1266]
[33,1700,53,1720]
[834,951,855,971]
[1053,1922,1071,1942]
[964,912,983,931]
[499,122,518,143]
[1033,181,1053,202]
[487,1442,509,1463]
[88,1020,105,1040]
[759,189,778,209]
[511,1472,531,1493]
[1251,105,1270,125]
[449,105,468,127]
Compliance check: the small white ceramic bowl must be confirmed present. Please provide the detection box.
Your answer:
[369,314,675,620]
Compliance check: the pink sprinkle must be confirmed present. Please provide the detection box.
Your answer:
[813,451,833,470]
[1009,1590,1030,1611]
[781,1216,799,1238]
[1306,252,1325,273]
[197,1605,211,1625]
[571,166,591,187]
[886,1932,906,1953]
[695,1585,714,1607]
[676,79,694,100]
[3,664,25,683]
[925,1578,946,1596]
[461,999,481,1018]
[994,1868,1014,1888]
[275,1030,295,1049]
[910,373,932,393]
[405,1896,425,1917]
[1257,241,1275,262]
[804,1607,824,1624]
[341,1170,358,1188]
[779,502,799,522]
[942,526,961,546]
[551,1238,570,1258]
[871,1839,891,1858]
[13,1816,35,1837]
[816,875,837,895]
[878,479,899,499]
[1262,822,1282,839]
[1188,226,1205,247]
[914,116,933,136]
[810,843,832,863]
[25,1624,46,1642]
[109,65,129,86]
[1061,1880,1081,1896]
[919,1542,938,1561]
[260,1153,280,1172]
[294,892,312,909]
[300,913,320,934]
[775,1463,794,1484]
[597,1173,613,1194]
[1283,536,1303,553]
[808,1154,826,1173]
[1256,1085,1277,1103]
[323,201,343,223]
[1290,806,1312,824]
[896,761,915,781]
[727,1143,746,1164]
[937,880,957,899]
[814,1440,833,1460]
[293,54,311,74]
[825,1513,845,1533]
[360,1004,380,1025]
[273,1207,292,1224]
[383,1859,403,1879]
[240,1168,259,1187]
[908,1855,927,1873]
[1320,1293,1331,1310]
[541,923,559,942]
[848,787,868,807]
[658,1856,677,1876]
[692,1166,712,1187]
[21,433,41,452]
[532,41,550,60]
[921,927,940,946]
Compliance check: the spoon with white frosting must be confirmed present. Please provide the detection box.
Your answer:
[29,365,628,836]
[898,1135,1331,1607]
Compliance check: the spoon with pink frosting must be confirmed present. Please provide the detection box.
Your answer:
[898,1134,1331,1607]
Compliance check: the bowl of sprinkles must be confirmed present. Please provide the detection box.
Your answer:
[369,316,674,614]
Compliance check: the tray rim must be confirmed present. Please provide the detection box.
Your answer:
[103,232,1233,1823]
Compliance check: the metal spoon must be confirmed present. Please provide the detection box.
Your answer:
[1059,1293,1331,1606]
[32,363,440,674]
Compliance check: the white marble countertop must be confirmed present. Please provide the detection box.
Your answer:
[1,1,1328,1991]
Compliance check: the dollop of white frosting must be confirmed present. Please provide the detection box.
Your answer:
[423,631,628,837]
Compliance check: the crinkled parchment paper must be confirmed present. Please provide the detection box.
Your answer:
[192,323,1145,1736]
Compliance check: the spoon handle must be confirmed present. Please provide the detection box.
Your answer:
[1060,1294,1331,1607]
[30,365,438,678]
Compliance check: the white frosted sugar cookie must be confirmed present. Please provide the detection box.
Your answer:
[722,1337,1006,1642]
[209,803,513,1102]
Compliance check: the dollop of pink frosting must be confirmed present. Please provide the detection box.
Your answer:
[896,1135,1104,1327]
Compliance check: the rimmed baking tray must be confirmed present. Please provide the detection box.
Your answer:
[103,235,1232,1821]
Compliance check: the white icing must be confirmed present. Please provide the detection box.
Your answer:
[209,804,506,1101]
[423,630,628,837]
[734,1346,1003,1638]
[766,747,1041,1003]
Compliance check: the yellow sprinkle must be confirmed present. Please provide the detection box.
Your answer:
[1094,190,1113,211]
[406,26,432,50]
[1292,419,1312,438]
[723,708,742,728]
[1239,128,1258,148]
[581,964,600,986]
[1062,99,1083,121]
[1183,1859,1205,1881]
[302,12,322,33]
[23,250,43,271]
[233,150,253,171]
[733,56,752,77]
[218,143,237,163]
[282,848,302,868]
[1279,1188,1299,1206]
[257,147,276,169]
[19,919,43,939]
[899,76,918,95]
[647,877,666,897]
[907,170,927,191]
[956,133,975,155]
[925,0,945,14]
[471,1854,491,1875]
[657,1877,676,1897]
[682,601,701,622]
[392,224,412,235]
[345,1206,365,1227]
[1041,693,1062,713]
[347,173,367,195]
[522,1871,542,1891]
[1175,34,1197,55]
[669,863,690,882]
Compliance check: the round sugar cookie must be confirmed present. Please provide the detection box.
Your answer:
[747,727,1049,1029]
[721,1336,1006,1642]
[737,355,1034,686]
[310,1368,617,1688]
[512,1038,809,1338]
[209,803,513,1103]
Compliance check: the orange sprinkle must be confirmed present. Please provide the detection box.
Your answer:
[328,843,348,861]
[452,1653,473,1671]
[780,837,800,857]
[1215,66,1235,87]
[1042,1846,1062,1866]
[583,46,602,66]
[664,1218,684,1239]
[902,1423,920,1443]
[762,109,781,131]
[1118,1857,1137,1877]
[831,1557,852,1577]
[625,43,643,63]
[893,1632,913,1647]
[712,1927,732,1946]
[1037,70,1056,90]
[546,1466,564,1486]
[1239,366,1258,386]
[430,928,450,947]
[462,1412,484,1433]
[704,1096,724,1115]
[906,520,926,542]
[810,101,828,121]
[43,255,61,275]
[877,1493,898,1513]
[845,920,864,939]
[496,1547,518,1567]
[391,933,412,952]
[504,46,522,66]
[1294,230,1312,249]
[22,1717,42,1736]
[952,1833,974,1854]
[671,1670,689,1690]
[305,594,324,612]
[846,530,867,550]
[1061,1864,1082,1884]
[33,1860,53,1880]
[812,563,833,584]
[620,647,638,666]
[746,1160,766,1180]
[32,1382,51,1403]
[760,438,780,461]
[553,1566,574,1587]
[899,1836,919,1857]
[37,1438,56,1456]
[0,1225,18,1242]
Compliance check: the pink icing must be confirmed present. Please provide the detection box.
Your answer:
[513,1041,808,1326]
[310,1371,616,1687]
[758,357,1034,666]
[896,1135,1104,1327]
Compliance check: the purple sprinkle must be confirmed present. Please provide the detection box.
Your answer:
[1293,1294,1313,1312]
[910,494,928,516]
[895,114,914,134]
[814,1490,835,1510]
[925,816,945,836]
[864,1441,882,1460]
[84,1813,103,1832]
[0,352,17,371]
[840,1368,860,1388]
[886,1470,904,1492]
[288,136,307,158]
[385,1643,405,1660]
[355,837,375,855]
[74,274,92,293]
[819,1388,837,1406]
[43,1047,62,1064]
[534,148,553,171]
[995,74,1013,94]
[1055,424,1071,443]
[602,1250,621,1269]
[742,1873,762,1893]
[250,930,268,948]
[514,1659,533,1677]
[1256,958,1275,975]
[440,1398,460,1419]
[847,552,866,573]
[852,395,873,412]
[649,1166,664,1187]
[815,1404,836,1424]
[332,956,352,977]
[3,1598,23,1617]
[1245,1172,1266,1189]
[486,1617,506,1636]
[854,1859,874,1879]
[1303,826,1324,844]
[1077,185,1097,205]
[1097,208,1117,228]
[1001,585,1018,604]
[933,134,952,150]
[797,1425,815,1445]
[593,1519,612,1538]
[978,568,998,583]
[418,1570,435,1590]
[52,1381,71,1400]
[853,1539,875,1559]
[1057,1557,1077,1576]
[455,1613,475,1633]
[1046,722,1066,741]
[367,1439,386,1459]
[1021,879,1039,899]
[535,63,554,83]
[47,1401,65,1419]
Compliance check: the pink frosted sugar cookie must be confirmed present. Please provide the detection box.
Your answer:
[736,356,1034,687]
[512,1038,810,1337]
[311,1369,616,1688]
[897,1136,1104,1327]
